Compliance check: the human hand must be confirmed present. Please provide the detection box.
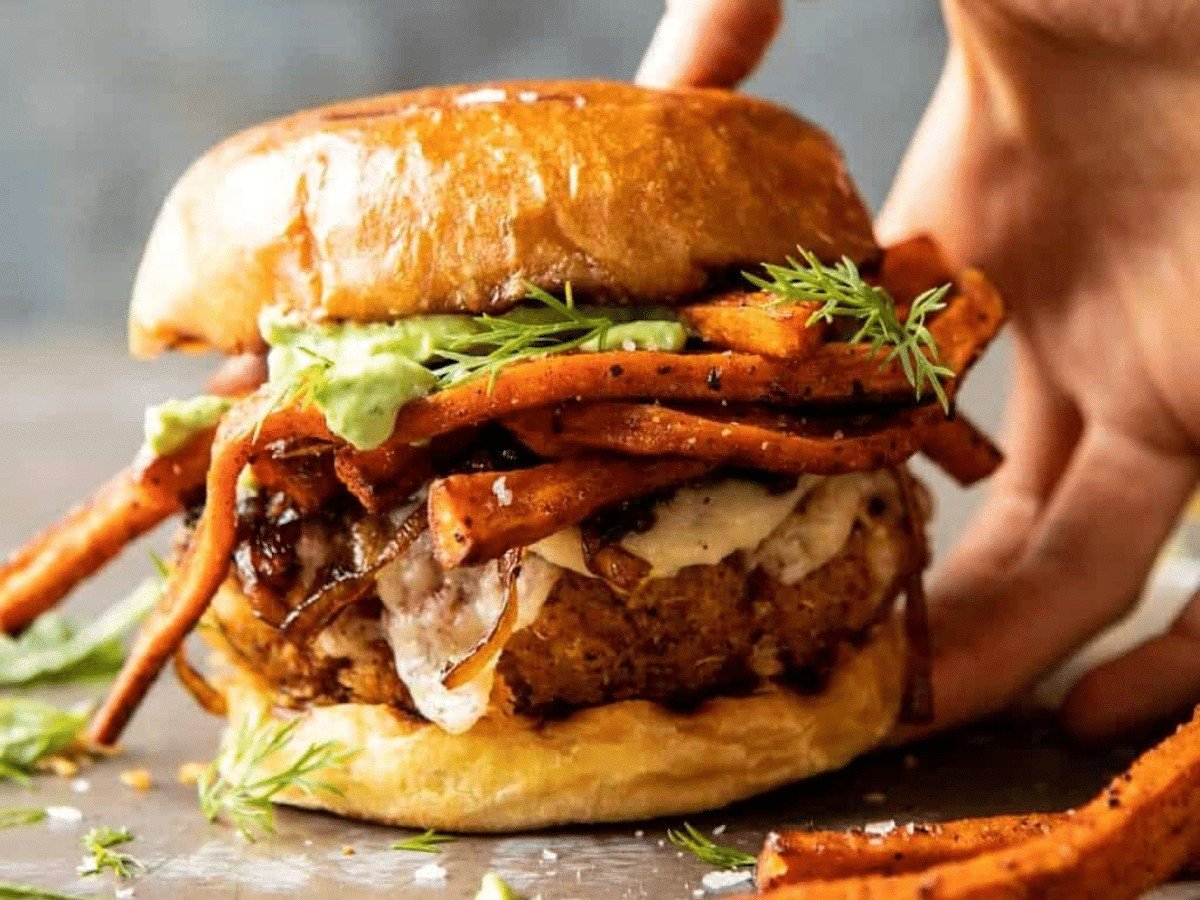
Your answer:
[637,1,1200,740]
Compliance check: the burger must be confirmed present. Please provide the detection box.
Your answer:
[0,81,1004,831]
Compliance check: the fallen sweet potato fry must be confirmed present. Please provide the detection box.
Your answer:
[681,292,827,359]
[758,705,1200,899]
[757,813,1069,888]
[0,432,213,634]
[504,402,942,476]
[921,414,1004,486]
[87,398,334,746]
[427,456,712,568]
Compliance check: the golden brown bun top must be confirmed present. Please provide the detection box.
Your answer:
[129,80,877,357]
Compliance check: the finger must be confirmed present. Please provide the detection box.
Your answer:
[928,420,1199,733]
[1061,587,1200,741]
[636,0,783,89]
[930,341,1080,627]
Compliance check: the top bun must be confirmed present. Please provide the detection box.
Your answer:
[129,80,877,357]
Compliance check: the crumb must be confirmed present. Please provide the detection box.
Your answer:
[863,791,887,805]
[177,762,208,786]
[45,756,79,778]
[542,848,558,862]
[634,829,645,838]
[70,778,90,794]
[114,888,135,899]
[120,769,153,791]
[712,824,726,836]
[342,846,356,856]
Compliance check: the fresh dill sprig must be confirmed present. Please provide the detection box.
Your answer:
[0,807,46,829]
[667,823,756,869]
[77,826,143,879]
[390,828,456,853]
[0,881,75,899]
[432,282,613,390]
[746,248,955,410]
[197,711,355,842]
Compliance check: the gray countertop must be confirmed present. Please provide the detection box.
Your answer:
[0,340,1188,898]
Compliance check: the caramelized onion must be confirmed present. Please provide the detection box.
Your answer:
[440,548,524,691]
[579,526,651,592]
[894,466,933,724]
[280,497,428,643]
[172,646,227,716]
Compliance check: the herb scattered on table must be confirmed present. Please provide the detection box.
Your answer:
[475,872,521,900]
[0,564,162,688]
[667,822,757,869]
[0,698,85,784]
[77,826,143,879]
[391,828,455,853]
[0,881,76,899]
[197,711,354,842]
[746,247,954,409]
[0,807,46,829]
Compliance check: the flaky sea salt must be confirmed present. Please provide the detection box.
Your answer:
[864,819,897,837]
[413,861,447,883]
[711,824,727,836]
[45,806,83,824]
[701,870,753,893]
[491,476,513,507]
[541,848,558,862]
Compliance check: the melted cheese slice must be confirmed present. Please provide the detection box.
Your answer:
[532,477,817,579]
[375,534,560,733]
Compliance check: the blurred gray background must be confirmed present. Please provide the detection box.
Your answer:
[0,0,1010,555]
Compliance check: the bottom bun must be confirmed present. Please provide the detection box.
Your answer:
[219,617,906,832]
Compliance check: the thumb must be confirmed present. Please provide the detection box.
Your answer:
[636,0,783,89]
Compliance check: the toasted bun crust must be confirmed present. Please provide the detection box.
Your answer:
[218,617,905,832]
[129,80,877,357]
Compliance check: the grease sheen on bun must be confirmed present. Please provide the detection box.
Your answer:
[219,619,905,833]
[129,80,877,357]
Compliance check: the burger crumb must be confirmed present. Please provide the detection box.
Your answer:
[70,777,91,794]
[45,756,80,778]
[45,805,83,824]
[342,846,356,856]
[491,476,513,507]
[634,829,645,838]
[120,768,153,791]
[177,762,207,785]
[541,848,558,862]
[712,824,726,836]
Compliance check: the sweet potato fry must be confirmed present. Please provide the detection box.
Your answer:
[504,403,942,476]
[427,456,712,568]
[921,414,1004,486]
[0,432,213,634]
[757,813,1069,888]
[87,398,334,746]
[334,443,433,513]
[681,292,827,359]
[758,706,1200,899]
[875,233,955,313]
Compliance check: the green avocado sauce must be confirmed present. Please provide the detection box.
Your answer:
[142,395,232,456]
[256,294,687,451]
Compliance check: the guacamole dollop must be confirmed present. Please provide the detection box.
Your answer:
[258,301,687,451]
[143,395,232,456]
